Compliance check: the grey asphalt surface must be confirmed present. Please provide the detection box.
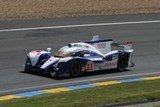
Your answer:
[0,13,160,95]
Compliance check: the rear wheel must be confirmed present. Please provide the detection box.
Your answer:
[117,54,128,71]
[70,60,81,77]
[24,57,32,73]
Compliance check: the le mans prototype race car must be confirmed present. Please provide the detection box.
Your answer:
[24,36,134,78]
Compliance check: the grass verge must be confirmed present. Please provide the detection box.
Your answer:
[1,79,160,107]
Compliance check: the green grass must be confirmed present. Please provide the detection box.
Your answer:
[1,79,160,107]
[155,105,160,107]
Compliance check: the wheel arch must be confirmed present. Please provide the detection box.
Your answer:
[56,57,88,77]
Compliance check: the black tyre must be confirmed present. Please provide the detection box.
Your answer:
[24,57,32,73]
[70,60,81,77]
[117,54,128,71]
[54,62,64,78]
[53,72,61,79]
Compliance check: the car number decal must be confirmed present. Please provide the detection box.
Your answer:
[86,62,94,72]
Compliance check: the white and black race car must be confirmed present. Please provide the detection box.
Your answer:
[24,36,134,78]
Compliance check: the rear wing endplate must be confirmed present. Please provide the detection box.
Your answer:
[112,40,133,52]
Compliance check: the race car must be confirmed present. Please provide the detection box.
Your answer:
[24,35,134,78]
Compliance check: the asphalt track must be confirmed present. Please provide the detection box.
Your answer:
[0,13,160,95]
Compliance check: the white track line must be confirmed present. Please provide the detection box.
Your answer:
[1,71,160,94]
[0,20,160,32]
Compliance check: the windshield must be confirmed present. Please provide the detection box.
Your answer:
[55,45,103,58]
[54,46,74,57]
[55,50,73,57]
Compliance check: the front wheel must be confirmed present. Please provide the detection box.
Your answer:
[24,57,32,73]
[70,60,81,77]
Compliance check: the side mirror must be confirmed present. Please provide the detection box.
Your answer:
[47,48,52,52]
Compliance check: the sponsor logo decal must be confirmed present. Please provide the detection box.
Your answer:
[104,61,117,68]
[97,42,106,48]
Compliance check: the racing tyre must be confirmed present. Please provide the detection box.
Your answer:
[117,54,128,72]
[53,73,61,79]
[70,60,81,77]
[24,57,32,73]
[54,62,65,79]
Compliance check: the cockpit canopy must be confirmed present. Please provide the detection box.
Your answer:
[55,43,103,58]
[55,45,89,57]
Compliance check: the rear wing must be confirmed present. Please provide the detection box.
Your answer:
[88,35,133,54]
[112,40,133,52]
[91,35,100,41]
[87,35,113,55]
